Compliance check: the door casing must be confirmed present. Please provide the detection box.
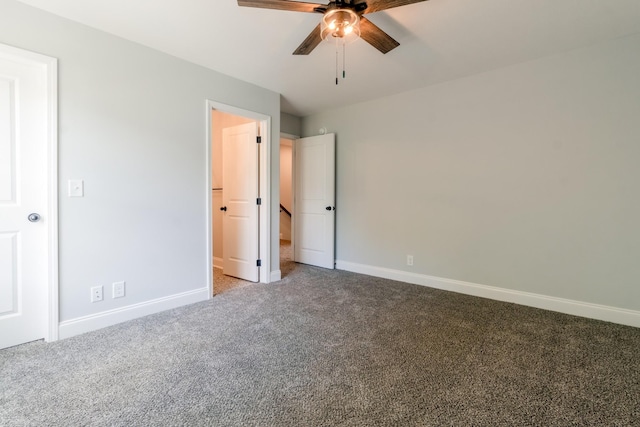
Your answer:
[206,100,271,295]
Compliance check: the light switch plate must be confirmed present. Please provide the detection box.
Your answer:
[112,281,125,298]
[68,179,84,197]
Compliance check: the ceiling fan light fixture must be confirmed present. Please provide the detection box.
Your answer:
[321,8,360,43]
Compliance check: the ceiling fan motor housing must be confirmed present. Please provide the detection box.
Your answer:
[314,0,368,14]
[321,8,361,41]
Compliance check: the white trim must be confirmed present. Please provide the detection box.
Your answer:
[58,287,209,339]
[280,132,299,140]
[336,260,640,328]
[259,117,271,284]
[205,103,214,299]
[213,257,223,270]
[0,43,59,342]
[270,270,282,282]
[47,56,59,342]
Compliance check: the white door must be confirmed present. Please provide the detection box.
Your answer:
[222,122,259,282]
[294,133,335,269]
[0,45,53,349]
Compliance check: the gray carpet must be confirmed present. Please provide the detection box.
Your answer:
[213,241,294,296]
[1,244,639,426]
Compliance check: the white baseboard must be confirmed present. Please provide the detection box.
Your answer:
[336,260,640,328]
[58,287,210,339]
[270,270,282,282]
[213,257,223,270]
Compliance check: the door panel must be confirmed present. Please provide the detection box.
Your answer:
[0,48,49,349]
[294,133,335,269]
[0,233,17,315]
[222,122,259,282]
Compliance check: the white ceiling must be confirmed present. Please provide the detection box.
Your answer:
[17,0,640,116]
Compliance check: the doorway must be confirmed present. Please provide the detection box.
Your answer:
[293,133,336,269]
[279,132,336,274]
[279,136,294,274]
[206,101,271,296]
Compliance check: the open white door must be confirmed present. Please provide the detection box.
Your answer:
[0,45,54,349]
[294,133,335,269]
[222,122,259,282]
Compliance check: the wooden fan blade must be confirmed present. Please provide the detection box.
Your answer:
[359,17,400,54]
[293,23,323,55]
[237,0,324,13]
[363,0,428,14]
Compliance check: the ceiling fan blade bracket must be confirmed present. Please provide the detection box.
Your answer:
[354,1,369,13]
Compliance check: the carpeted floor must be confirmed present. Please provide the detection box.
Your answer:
[213,241,294,296]
[1,242,639,426]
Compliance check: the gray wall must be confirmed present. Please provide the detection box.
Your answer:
[302,33,640,313]
[0,0,280,322]
[281,112,301,136]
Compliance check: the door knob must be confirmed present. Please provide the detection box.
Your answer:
[220,206,227,211]
[28,213,41,222]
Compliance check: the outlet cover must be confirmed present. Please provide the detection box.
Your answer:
[91,285,103,302]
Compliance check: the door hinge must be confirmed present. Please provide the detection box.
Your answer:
[257,259,262,267]
[257,136,262,144]
[257,197,262,205]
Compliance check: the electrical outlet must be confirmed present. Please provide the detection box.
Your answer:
[407,255,414,266]
[91,286,103,302]
[112,281,126,298]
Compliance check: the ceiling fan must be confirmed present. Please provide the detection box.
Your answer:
[237,0,429,55]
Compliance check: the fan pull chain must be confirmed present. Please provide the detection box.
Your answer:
[335,37,339,85]
[334,39,348,85]
[335,48,339,85]
[343,42,346,79]
[333,38,349,85]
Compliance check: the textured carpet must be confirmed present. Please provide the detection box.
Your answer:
[213,241,293,296]
[212,266,251,296]
[1,245,639,426]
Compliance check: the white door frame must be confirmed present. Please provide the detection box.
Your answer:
[0,43,59,342]
[205,100,271,295]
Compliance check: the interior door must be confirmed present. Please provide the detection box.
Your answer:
[222,122,259,282]
[294,133,336,269]
[0,46,50,349]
